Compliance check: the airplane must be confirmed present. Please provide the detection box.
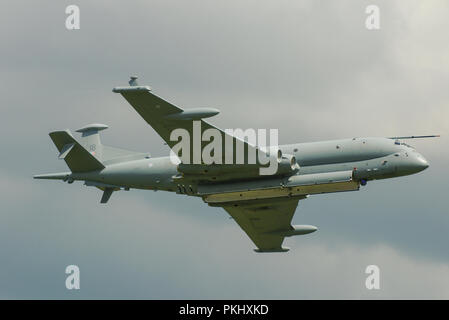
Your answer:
[34,77,438,253]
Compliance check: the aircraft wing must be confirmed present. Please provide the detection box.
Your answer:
[113,78,264,167]
[217,197,315,252]
[113,82,188,148]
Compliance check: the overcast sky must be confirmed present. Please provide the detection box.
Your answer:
[1,0,448,299]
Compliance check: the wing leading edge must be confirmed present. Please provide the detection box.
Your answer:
[113,77,266,166]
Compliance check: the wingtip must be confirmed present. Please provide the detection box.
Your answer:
[254,247,290,253]
[112,85,152,93]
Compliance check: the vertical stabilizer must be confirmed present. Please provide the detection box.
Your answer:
[75,124,108,161]
[49,130,105,172]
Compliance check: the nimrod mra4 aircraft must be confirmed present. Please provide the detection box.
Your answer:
[35,77,438,252]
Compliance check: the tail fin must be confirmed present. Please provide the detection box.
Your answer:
[75,123,150,164]
[75,123,108,160]
[49,129,105,173]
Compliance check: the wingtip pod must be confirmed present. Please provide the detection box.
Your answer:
[112,85,152,93]
[113,76,152,93]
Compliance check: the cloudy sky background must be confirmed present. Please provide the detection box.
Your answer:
[1,0,448,298]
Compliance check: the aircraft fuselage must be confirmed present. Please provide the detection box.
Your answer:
[69,136,428,195]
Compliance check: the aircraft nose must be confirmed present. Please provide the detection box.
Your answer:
[397,152,429,175]
[412,153,429,172]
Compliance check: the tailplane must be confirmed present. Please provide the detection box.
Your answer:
[36,124,150,203]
